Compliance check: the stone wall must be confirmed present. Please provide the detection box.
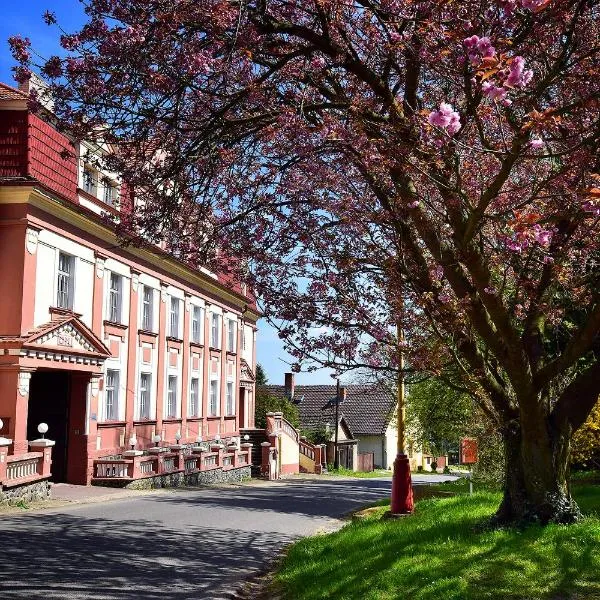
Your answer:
[0,479,51,505]
[93,466,252,490]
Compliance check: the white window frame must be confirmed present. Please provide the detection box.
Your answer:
[105,369,120,422]
[141,285,154,331]
[210,313,220,348]
[189,377,200,417]
[169,297,180,338]
[192,305,202,344]
[103,181,117,206]
[226,381,235,416]
[166,375,178,418]
[227,319,236,353]
[56,252,75,310]
[209,379,219,416]
[138,373,152,420]
[108,272,122,323]
[82,166,97,196]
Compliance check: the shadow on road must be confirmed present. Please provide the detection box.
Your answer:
[0,478,393,599]
[0,513,291,599]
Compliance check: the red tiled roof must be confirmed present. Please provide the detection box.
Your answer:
[0,82,28,101]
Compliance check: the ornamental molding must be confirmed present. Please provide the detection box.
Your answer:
[18,371,31,397]
[25,227,40,255]
[95,256,106,279]
[131,271,140,293]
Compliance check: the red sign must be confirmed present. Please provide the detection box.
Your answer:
[460,438,478,464]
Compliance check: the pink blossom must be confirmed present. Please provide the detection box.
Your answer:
[482,82,508,102]
[8,35,31,63]
[476,37,496,58]
[583,201,600,216]
[408,200,420,208]
[521,0,547,9]
[543,256,554,264]
[533,225,551,247]
[463,35,480,49]
[428,103,461,135]
[529,138,544,149]
[504,56,533,88]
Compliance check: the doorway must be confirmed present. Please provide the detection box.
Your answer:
[238,387,246,428]
[27,370,71,483]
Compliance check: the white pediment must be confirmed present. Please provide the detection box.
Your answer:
[33,323,97,353]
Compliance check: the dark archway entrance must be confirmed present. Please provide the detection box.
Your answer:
[27,370,71,483]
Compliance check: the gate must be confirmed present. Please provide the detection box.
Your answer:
[357,452,374,472]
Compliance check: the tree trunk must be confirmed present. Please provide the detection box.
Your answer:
[494,416,581,525]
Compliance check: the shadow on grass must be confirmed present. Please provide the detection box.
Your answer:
[276,492,600,600]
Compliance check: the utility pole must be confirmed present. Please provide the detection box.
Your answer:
[334,378,340,469]
[390,319,414,514]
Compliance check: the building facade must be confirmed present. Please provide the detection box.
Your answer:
[0,81,259,486]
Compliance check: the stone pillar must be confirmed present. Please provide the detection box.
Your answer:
[260,441,272,479]
[0,369,32,454]
[240,442,252,466]
[314,445,322,475]
[0,437,11,483]
[29,438,55,479]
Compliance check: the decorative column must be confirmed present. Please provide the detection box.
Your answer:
[125,271,140,430]
[21,225,41,335]
[92,252,107,336]
[155,282,168,436]
[181,294,192,439]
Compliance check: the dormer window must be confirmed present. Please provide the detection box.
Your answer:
[83,167,97,196]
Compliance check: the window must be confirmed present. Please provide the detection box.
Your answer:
[169,297,180,338]
[141,286,153,331]
[83,167,97,195]
[209,379,219,416]
[108,272,122,323]
[227,319,236,353]
[210,313,220,348]
[191,305,202,343]
[103,182,116,206]
[105,369,120,421]
[166,375,178,418]
[226,382,235,416]
[189,377,200,416]
[138,373,151,420]
[241,325,246,352]
[57,252,75,309]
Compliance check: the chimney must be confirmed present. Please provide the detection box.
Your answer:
[18,73,54,112]
[284,372,295,401]
[339,386,347,402]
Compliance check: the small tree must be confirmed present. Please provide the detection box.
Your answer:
[255,364,268,386]
[255,389,300,429]
[407,377,473,459]
[571,400,600,470]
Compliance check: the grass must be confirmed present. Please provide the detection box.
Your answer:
[274,483,600,600]
[326,466,393,478]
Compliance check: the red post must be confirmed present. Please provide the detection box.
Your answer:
[391,453,414,514]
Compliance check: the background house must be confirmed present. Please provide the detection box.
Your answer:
[262,373,398,470]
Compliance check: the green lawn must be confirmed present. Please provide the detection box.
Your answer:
[326,466,393,478]
[274,484,600,600]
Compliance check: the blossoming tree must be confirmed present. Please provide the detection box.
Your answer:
[11,0,600,523]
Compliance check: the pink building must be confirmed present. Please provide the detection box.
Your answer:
[0,81,259,491]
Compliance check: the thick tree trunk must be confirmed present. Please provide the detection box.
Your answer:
[494,415,581,525]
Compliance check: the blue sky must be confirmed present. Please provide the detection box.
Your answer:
[0,1,337,385]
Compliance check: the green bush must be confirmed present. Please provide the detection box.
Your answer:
[255,389,300,429]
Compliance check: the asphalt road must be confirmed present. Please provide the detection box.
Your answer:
[0,475,456,600]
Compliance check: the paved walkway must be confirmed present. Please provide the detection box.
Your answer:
[0,475,456,600]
